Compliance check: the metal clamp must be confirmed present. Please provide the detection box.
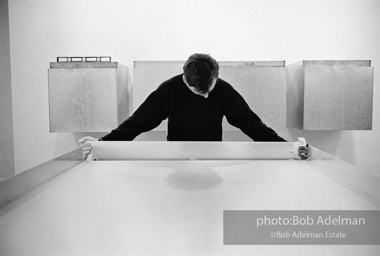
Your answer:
[56,56,112,62]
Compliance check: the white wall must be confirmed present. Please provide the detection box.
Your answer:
[7,0,380,175]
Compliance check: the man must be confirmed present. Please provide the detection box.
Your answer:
[79,53,310,159]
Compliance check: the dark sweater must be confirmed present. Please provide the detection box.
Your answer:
[102,74,285,142]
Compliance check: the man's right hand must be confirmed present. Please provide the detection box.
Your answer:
[78,136,99,160]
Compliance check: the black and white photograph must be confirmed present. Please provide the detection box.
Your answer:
[0,0,379,255]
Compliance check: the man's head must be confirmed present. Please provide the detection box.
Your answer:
[183,53,219,98]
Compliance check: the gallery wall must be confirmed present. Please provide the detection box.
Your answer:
[6,0,380,175]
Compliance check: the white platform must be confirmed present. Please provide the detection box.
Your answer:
[0,142,379,255]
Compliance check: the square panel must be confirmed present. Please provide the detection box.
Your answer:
[48,66,121,132]
[303,64,373,130]
[287,61,373,130]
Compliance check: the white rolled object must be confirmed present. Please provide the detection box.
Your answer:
[89,141,317,161]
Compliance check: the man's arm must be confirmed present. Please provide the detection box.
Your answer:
[221,82,311,159]
[101,86,169,141]
[222,83,285,142]
[78,85,169,159]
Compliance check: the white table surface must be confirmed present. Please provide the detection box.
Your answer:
[0,142,379,255]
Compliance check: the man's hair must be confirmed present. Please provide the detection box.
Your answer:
[183,53,219,93]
